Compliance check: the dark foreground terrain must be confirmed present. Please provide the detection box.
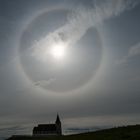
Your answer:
[7,125,140,140]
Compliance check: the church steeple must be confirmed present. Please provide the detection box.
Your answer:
[55,114,61,124]
[55,114,62,135]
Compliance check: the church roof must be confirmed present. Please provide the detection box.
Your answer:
[33,124,57,131]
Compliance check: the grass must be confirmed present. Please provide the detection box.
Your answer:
[7,124,140,140]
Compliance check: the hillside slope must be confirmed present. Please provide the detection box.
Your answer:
[7,125,140,140]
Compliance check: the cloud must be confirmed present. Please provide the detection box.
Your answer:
[34,78,56,87]
[0,125,30,138]
[117,42,140,64]
[128,42,140,56]
[32,0,139,61]
[0,126,25,132]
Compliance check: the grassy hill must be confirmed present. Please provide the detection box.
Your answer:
[7,124,140,140]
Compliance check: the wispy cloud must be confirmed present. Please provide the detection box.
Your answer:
[0,125,30,138]
[117,42,140,64]
[32,0,139,61]
[34,78,56,87]
[0,126,25,132]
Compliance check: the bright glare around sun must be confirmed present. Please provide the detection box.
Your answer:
[50,43,66,60]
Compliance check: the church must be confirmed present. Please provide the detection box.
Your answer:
[33,114,62,136]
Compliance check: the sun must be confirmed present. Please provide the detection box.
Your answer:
[50,43,66,60]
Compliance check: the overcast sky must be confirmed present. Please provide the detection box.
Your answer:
[0,0,140,138]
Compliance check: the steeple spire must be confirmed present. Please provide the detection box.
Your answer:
[55,114,61,124]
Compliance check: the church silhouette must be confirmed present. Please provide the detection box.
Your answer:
[33,114,62,136]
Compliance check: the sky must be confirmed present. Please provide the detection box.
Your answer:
[0,0,140,138]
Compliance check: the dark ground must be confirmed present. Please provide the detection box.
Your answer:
[7,124,140,140]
